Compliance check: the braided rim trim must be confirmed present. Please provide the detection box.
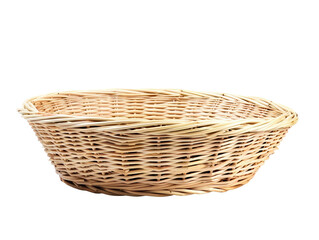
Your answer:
[18,89,298,136]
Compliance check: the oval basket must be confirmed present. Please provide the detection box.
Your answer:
[19,89,298,196]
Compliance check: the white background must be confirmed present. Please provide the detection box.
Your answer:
[1,1,318,239]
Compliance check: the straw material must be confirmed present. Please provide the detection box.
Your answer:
[19,89,298,196]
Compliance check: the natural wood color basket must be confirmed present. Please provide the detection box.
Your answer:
[19,89,298,196]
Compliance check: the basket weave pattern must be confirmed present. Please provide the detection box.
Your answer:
[20,90,298,196]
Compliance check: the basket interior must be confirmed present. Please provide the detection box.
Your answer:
[32,92,281,121]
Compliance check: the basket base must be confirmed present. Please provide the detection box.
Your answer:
[60,177,251,197]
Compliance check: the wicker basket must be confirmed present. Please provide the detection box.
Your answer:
[19,89,298,196]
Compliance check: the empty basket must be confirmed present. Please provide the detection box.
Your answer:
[19,89,298,196]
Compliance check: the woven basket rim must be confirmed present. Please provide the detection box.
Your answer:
[19,89,298,136]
